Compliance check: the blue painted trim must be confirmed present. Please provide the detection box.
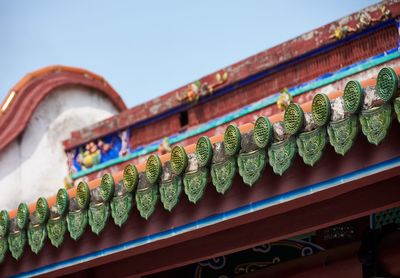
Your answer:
[72,46,400,179]
[395,18,400,49]
[16,156,400,277]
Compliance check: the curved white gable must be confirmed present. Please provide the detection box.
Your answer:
[0,86,119,210]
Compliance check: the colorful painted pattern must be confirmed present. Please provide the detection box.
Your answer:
[69,130,129,173]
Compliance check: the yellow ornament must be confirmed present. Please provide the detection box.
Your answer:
[277,89,293,111]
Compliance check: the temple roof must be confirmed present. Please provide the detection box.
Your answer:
[1,2,400,276]
[1,65,400,273]
[62,1,400,150]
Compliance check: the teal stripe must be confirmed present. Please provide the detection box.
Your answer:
[72,49,400,179]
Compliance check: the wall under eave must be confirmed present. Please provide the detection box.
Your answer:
[0,86,118,210]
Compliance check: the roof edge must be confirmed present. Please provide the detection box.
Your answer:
[63,1,400,149]
[10,65,398,219]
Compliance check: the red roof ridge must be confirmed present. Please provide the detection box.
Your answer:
[62,1,400,150]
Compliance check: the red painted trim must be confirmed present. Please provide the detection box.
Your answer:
[243,241,364,278]
[379,232,400,276]
[0,65,127,152]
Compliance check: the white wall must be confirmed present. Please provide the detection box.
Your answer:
[0,86,119,210]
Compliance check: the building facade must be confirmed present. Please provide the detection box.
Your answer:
[1,2,400,277]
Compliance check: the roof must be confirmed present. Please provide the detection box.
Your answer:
[1,65,399,276]
[0,65,127,152]
[62,1,400,150]
[4,65,388,216]
[1,2,400,275]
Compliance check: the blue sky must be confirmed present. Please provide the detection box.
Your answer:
[0,1,377,108]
